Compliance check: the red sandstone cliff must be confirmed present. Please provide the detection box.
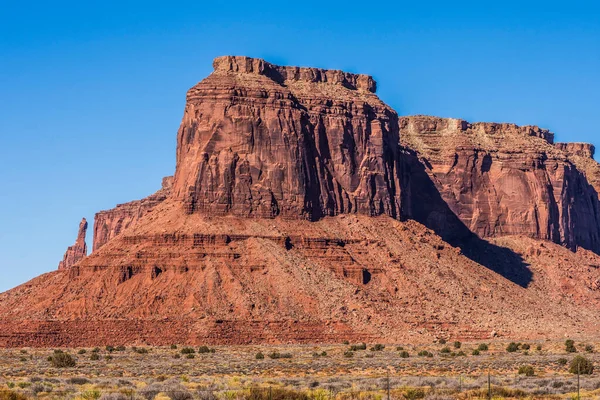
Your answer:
[3,56,600,347]
[400,116,600,253]
[57,218,88,270]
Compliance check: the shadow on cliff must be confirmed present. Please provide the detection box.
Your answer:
[400,148,533,288]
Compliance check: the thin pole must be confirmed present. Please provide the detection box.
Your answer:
[578,362,581,400]
[387,372,391,400]
[269,386,272,400]
[459,375,462,392]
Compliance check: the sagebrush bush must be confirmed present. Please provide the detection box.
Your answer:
[255,352,264,360]
[566,339,577,353]
[67,377,90,385]
[453,341,461,349]
[506,342,520,352]
[518,365,535,376]
[348,343,367,351]
[48,352,76,368]
[472,349,480,356]
[477,343,489,351]
[569,355,594,374]
[399,351,410,358]
[180,348,195,355]
[0,390,28,400]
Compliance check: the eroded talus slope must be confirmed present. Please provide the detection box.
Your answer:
[2,201,600,346]
[400,116,600,253]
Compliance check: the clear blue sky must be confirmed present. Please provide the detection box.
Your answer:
[1,1,599,292]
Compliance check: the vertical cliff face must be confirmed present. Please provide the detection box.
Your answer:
[172,56,401,221]
[58,218,88,270]
[400,116,600,253]
[92,177,173,251]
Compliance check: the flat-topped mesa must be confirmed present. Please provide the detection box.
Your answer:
[400,115,600,253]
[212,55,377,93]
[400,115,554,144]
[555,142,596,159]
[58,218,87,270]
[174,56,400,221]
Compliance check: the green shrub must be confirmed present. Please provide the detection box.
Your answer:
[506,342,520,352]
[198,346,215,354]
[396,346,404,351]
[91,347,100,353]
[536,344,542,351]
[472,349,480,356]
[255,352,265,360]
[343,351,354,358]
[170,344,178,349]
[453,341,462,349]
[268,352,292,359]
[185,354,195,359]
[116,345,126,352]
[134,347,149,354]
[585,344,594,353]
[440,347,451,354]
[557,358,568,365]
[48,352,76,368]
[477,343,489,351]
[399,351,410,358]
[566,339,577,353]
[81,390,101,400]
[90,353,100,361]
[105,346,115,353]
[77,349,87,355]
[370,344,385,351]
[457,351,466,357]
[569,355,594,374]
[320,351,327,357]
[521,343,530,350]
[518,365,535,376]
[438,339,446,345]
[349,343,367,351]
[401,388,426,400]
[342,340,349,345]
[417,350,433,357]
[104,355,112,361]
[180,347,195,355]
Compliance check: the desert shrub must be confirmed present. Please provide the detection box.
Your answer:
[91,347,100,353]
[472,349,480,356]
[180,347,195,355]
[477,343,489,351]
[418,350,433,357]
[518,365,535,376]
[569,355,594,374]
[521,343,531,350]
[173,354,181,359]
[343,351,354,358]
[106,346,115,353]
[557,358,568,365]
[506,342,520,352]
[16,383,29,389]
[81,390,101,400]
[396,346,404,351]
[536,344,542,351]
[268,352,292,359]
[585,344,594,353]
[48,352,76,368]
[401,388,426,400]
[115,346,126,352]
[320,351,327,357]
[0,390,28,400]
[566,339,577,353]
[139,384,162,400]
[170,344,177,349]
[457,351,466,357]
[255,352,265,360]
[399,351,410,358]
[453,341,461,349]
[440,347,451,354]
[370,344,385,351]
[198,346,214,354]
[99,394,128,400]
[349,343,367,351]
[19,357,27,362]
[438,339,446,345]
[30,383,47,395]
[246,387,309,400]
[185,354,195,359]
[134,347,149,354]
[104,355,113,361]
[90,353,100,361]
[67,377,90,385]
[163,383,193,400]
[78,349,87,355]
[342,340,349,345]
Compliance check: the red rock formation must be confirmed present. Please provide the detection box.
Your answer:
[93,176,173,251]
[173,56,401,220]
[2,57,600,347]
[57,218,88,270]
[400,115,600,253]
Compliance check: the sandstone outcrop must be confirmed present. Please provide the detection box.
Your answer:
[93,176,173,251]
[3,56,600,347]
[400,115,600,253]
[57,218,88,270]
[173,56,401,220]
